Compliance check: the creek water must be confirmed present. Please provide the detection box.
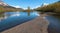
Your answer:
[0,12,39,32]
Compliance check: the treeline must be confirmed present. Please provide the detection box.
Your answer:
[36,1,60,14]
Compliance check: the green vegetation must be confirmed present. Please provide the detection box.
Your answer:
[36,1,60,15]
[0,6,23,14]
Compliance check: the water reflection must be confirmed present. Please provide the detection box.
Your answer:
[28,12,30,16]
[31,12,40,16]
[46,16,60,33]
[11,14,20,17]
[0,13,7,22]
[0,12,39,32]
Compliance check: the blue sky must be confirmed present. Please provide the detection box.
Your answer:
[3,0,59,9]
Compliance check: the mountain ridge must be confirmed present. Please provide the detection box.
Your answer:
[0,0,9,6]
[0,0,24,13]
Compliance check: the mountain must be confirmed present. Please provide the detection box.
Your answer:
[0,0,17,8]
[0,0,24,13]
[0,0,9,6]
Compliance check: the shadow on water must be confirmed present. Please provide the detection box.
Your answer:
[46,16,60,33]
[0,12,38,32]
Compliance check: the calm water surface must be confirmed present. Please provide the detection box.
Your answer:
[0,11,60,33]
[46,16,60,33]
[0,12,39,32]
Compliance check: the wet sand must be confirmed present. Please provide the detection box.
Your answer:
[1,15,49,33]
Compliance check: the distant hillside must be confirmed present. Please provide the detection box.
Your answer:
[35,1,60,13]
[0,0,24,13]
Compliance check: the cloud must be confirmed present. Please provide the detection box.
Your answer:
[13,5,20,8]
[35,5,41,8]
[43,3,49,6]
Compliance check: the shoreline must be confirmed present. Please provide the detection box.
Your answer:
[1,15,49,33]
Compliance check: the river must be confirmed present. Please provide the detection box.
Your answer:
[0,11,39,32]
[0,11,60,33]
[46,15,60,33]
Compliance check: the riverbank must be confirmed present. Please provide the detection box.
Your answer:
[1,14,49,33]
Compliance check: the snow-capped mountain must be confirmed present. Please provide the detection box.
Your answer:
[0,0,9,6]
[0,0,23,11]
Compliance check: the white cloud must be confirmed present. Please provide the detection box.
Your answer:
[23,8,27,10]
[43,3,49,6]
[35,5,41,8]
[13,5,20,8]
